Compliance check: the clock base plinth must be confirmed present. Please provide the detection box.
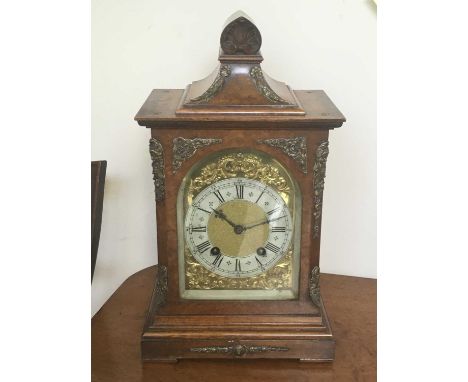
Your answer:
[141,337,335,363]
[141,291,335,362]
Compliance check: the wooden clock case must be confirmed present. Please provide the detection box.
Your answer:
[135,12,345,362]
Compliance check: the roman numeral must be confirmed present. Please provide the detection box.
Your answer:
[255,188,265,203]
[271,226,286,232]
[235,184,244,199]
[267,207,280,216]
[213,190,225,203]
[265,242,280,254]
[191,226,206,233]
[196,241,211,253]
[212,254,223,267]
[235,259,241,272]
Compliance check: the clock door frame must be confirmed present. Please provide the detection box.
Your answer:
[176,147,303,301]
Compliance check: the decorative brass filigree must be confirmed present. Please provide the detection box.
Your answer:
[250,66,291,105]
[156,264,168,304]
[257,137,307,174]
[151,264,168,312]
[149,138,165,202]
[309,266,321,307]
[145,265,167,330]
[189,64,231,104]
[189,152,290,197]
[172,137,222,173]
[190,341,288,356]
[313,141,329,238]
[186,248,292,290]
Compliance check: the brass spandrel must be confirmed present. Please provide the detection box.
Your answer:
[188,152,291,199]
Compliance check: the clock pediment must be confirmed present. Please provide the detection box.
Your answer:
[175,12,305,116]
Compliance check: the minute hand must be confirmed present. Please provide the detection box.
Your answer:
[244,215,285,230]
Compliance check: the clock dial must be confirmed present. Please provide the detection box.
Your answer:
[185,178,293,278]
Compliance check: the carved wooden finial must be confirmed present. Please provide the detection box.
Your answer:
[220,12,262,55]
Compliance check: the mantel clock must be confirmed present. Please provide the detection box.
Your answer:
[135,12,345,362]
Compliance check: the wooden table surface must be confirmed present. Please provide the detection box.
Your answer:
[92,266,376,382]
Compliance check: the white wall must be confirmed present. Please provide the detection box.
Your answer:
[91,0,376,316]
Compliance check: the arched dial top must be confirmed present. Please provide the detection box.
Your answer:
[220,15,262,55]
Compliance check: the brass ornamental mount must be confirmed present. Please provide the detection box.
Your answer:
[309,266,321,307]
[154,265,168,308]
[250,66,291,105]
[257,137,308,174]
[312,141,330,238]
[172,137,222,173]
[185,248,293,290]
[149,138,165,202]
[190,341,289,356]
[188,65,231,105]
[145,264,168,321]
[187,152,291,197]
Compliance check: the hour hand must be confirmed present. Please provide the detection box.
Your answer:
[211,208,237,228]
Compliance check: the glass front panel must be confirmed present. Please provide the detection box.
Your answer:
[177,149,301,300]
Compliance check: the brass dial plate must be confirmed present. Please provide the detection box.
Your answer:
[207,199,269,258]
